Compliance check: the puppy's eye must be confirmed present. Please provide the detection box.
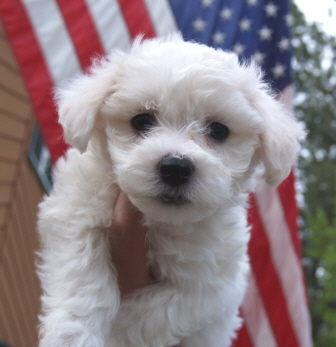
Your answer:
[131,113,155,132]
[208,122,229,141]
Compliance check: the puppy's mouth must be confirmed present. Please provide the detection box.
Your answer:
[158,192,190,205]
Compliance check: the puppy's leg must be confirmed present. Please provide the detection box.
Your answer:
[109,284,222,347]
[38,230,119,347]
[37,149,119,347]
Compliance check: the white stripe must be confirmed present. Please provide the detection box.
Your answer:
[22,0,82,84]
[243,273,277,347]
[255,181,312,347]
[143,0,178,36]
[84,0,131,54]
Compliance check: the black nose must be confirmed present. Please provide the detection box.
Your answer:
[158,155,194,187]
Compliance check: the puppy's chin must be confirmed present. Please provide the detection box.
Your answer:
[158,193,190,206]
[128,195,219,225]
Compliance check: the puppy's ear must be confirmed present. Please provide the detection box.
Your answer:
[56,59,116,152]
[256,92,304,187]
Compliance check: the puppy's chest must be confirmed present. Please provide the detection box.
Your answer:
[146,225,233,284]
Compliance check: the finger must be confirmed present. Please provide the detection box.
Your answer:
[110,191,151,296]
[111,191,147,245]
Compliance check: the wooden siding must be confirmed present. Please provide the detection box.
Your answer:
[0,19,44,347]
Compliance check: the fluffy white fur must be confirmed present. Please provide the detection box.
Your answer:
[37,35,303,347]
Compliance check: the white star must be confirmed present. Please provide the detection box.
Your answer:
[252,51,265,65]
[278,38,290,51]
[233,43,245,56]
[212,32,226,45]
[265,2,278,17]
[220,8,233,20]
[259,26,273,41]
[247,0,258,6]
[284,14,293,26]
[272,63,286,78]
[239,18,252,31]
[192,18,207,32]
[201,0,214,7]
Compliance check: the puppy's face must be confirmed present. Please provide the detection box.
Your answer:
[57,36,303,224]
[101,64,262,224]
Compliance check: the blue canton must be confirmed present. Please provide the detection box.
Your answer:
[168,0,292,92]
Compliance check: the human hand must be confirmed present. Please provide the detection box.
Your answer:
[111,192,180,347]
[110,191,152,297]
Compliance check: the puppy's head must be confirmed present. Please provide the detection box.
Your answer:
[57,35,304,224]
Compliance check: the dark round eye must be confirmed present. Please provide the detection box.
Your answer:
[131,113,155,132]
[208,122,229,140]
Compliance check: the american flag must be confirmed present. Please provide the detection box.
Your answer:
[0,1,311,346]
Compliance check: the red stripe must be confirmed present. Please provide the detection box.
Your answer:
[233,320,254,347]
[248,196,300,347]
[56,0,105,71]
[278,171,309,304]
[278,171,302,260]
[0,0,68,163]
[118,0,156,39]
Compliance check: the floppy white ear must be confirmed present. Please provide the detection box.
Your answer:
[56,59,116,152]
[256,93,304,187]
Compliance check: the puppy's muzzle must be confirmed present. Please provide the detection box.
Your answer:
[158,155,194,187]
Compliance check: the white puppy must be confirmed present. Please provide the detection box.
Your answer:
[37,35,303,347]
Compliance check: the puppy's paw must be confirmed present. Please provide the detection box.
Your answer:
[110,309,179,347]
